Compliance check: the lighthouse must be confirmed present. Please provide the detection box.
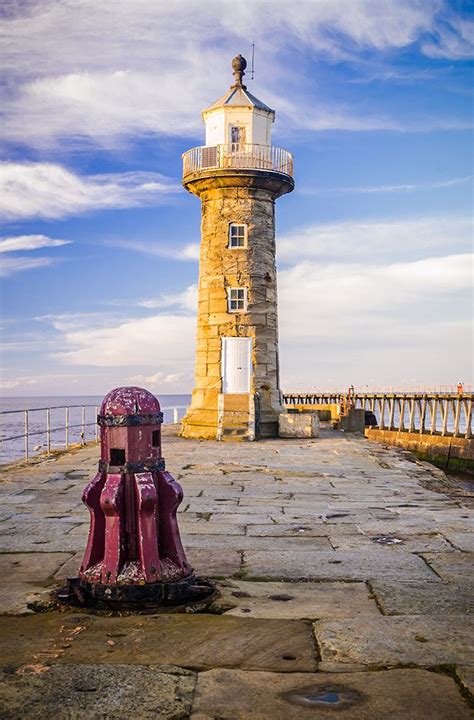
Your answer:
[181,55,294,441]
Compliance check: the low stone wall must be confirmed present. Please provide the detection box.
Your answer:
[365,428,474,473]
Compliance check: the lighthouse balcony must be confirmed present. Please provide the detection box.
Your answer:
[182,143,294,181]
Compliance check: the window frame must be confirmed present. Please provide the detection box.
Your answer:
[227,286,248,313]
[229,124,247,144]
[228,222,247,249]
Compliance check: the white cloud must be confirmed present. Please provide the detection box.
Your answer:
[302,175,473,195]
[53,313,196,369]
[0,0,469,146]
[138,285,198,313]
[107,239,200,261]
[129,371,188,388]
[422,16,474,59]
[278,252,472,388]
[278,253,472,339]
[277,216,473,263]
[0,376,38,390]
[0,255,59,277]
[0,234,71,253]
[0,162,178,220]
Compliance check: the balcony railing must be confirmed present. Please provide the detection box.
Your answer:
[183,143,293,179]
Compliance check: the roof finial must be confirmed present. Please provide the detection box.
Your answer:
[231,54,247,89]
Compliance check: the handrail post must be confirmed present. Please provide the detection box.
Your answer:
[65,406,69,449]
[95,406,99,441]
[24,410,29,461]
[81,405,86,445]
[173,408,179,424]
[46,408,51,454]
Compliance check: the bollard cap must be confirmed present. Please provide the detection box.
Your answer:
[100,386,161,418]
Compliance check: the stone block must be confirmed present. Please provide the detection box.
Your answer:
[279,412,320,438]
[223,394,250,412]
[340,408,365,432]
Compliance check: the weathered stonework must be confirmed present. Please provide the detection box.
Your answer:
[181,171,293,440]
[279,411,320,438]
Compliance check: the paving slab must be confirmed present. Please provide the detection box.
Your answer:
[217,580,380,619]
[314,615,474,668]
[246,523,362,537]
[186,548,242,577]
[421,551,474,581]
[455,665,474,699]
[369,580,474,615]
[190,668,471,720]
[328,532,454,553]
[183,534,331,551]
[0,664,195,720]
[0,613,318,673]
[245,549,440,582]
[0,553,72,584]
[444,532,474,552]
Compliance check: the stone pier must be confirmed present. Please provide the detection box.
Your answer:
[0,429,472,718]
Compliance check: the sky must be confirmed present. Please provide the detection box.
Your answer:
[0,0,472,397]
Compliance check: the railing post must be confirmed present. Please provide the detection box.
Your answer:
[65,406,69,449]
[173,408,179,424]
[95,406,99,441]
[46,408,51,454]
[24,410,29,461]
[81,405,86,445]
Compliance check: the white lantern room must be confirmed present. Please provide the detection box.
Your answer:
[202,54,275,148]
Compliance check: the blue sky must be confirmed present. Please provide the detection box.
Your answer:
[0,0,472,396]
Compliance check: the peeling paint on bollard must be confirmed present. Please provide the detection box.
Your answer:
[58,386,214,609]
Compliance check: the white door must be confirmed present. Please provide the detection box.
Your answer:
[222,337,252,394]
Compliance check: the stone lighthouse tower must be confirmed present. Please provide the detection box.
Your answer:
[181,55,294,441]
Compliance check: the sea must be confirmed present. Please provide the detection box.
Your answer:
[0,395,191,464]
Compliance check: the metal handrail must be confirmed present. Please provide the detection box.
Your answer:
[0,403,189,463]
[183,143,293,178]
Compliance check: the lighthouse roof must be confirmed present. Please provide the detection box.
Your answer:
[204,85,274,115]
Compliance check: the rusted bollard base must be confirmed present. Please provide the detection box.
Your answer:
[57,574,216,612]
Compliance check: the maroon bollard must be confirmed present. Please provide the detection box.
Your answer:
[60,386,213,607]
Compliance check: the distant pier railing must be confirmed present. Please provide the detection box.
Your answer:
[183,143,294,178]
[0,403,188,464]
[283,391,472,439]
